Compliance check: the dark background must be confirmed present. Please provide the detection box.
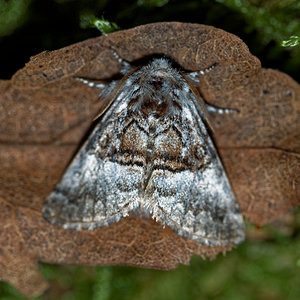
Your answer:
[0,0,300,82]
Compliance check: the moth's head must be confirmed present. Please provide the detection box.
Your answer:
[141,58,183,85]
[129,58,184,117]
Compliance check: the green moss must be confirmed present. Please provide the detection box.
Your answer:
[0,0,32,37]
[215,0,300,44]
[80,14,120,35]
[281,35,300,47]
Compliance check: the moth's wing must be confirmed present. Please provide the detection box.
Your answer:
[42,117,144,230]
[143,98,245,246]
[145,138,245,246]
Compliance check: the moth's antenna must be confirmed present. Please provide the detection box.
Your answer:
[74,49,134,89]
[110,49,134,75]
[206,105,239,114]
[186,63,239,115]
[75,78,106,90]
[187,63,218,81]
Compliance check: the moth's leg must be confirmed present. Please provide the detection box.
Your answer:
[186,63,239,115]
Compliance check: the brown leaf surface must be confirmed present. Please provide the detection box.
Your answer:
[0,22,299,297]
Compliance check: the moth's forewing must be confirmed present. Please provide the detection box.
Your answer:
[43,58,245,246]
[181,72,214,132]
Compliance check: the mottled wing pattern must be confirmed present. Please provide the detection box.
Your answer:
[42,109,146,229]
[137,86,244,246]
[43,58,245,246]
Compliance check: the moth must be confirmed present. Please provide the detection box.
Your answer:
[42,51,245,246]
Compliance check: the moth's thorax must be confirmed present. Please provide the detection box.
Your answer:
[108,59,207,176]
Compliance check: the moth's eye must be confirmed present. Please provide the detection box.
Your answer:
[149,76,164,90]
